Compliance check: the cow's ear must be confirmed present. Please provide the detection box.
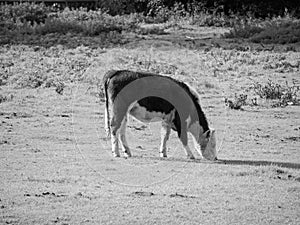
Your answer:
[204,129,215,139]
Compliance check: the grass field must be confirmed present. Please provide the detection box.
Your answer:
[1,25,300,224]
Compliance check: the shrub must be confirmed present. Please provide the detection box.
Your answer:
[176,1,243,27]
[0,2,51,24]
[225,94,248,110]
[226,80,300,109]
[223,17,264,39]
[252,79,283,99]
[0,93,14,104]
[189,10,235,27]
[250,20,300,44]
[252,79,300,106]
[34,17,82,35]
[35,8,137,35]
[224,15,300,44]
[0,4,139,46]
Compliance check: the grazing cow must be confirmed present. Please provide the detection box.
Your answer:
[102,70,217,161]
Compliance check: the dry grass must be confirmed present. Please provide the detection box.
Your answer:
[1,25,300,224]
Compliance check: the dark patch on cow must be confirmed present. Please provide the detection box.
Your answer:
[172,110,181,137]
[137,96,182,136]
[103,70,209,133]
[137,96,174,114]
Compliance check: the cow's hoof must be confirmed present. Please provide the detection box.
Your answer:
[159,153,167,158]
[187,155,195,160]
[124,152,132,158]
[112,153,120,157]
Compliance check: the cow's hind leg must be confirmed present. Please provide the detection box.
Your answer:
[159,122,171,157]
[110,102,131,157]
[119,116,132,157]
[110,133,120,157]
[110,115,123,157]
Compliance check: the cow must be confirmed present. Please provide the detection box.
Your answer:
[102,70,217,161]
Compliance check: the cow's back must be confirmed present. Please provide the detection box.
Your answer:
[104,70,161,102]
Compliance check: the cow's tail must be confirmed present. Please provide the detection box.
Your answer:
[102,70,124,137]
[104,77,110,137]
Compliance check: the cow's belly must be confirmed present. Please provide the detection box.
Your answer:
[129,101,174,123]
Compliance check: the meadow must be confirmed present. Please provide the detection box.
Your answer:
[1,3,300,224]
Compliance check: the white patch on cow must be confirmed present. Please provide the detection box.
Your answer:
[185,115,191,126]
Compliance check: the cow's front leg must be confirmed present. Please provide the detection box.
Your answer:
[159,122,171,157]
[119,117,131,157]
[180,130,195,159]
[183,144,195,159]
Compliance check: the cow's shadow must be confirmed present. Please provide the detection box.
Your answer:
[131,156,300,169]
[214,159,300,169]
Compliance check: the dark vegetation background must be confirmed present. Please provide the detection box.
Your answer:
[15,0,298,18]
[0,0,299,46]
[97,0,300,18]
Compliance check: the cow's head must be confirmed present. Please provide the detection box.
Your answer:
[199,129,217,161]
